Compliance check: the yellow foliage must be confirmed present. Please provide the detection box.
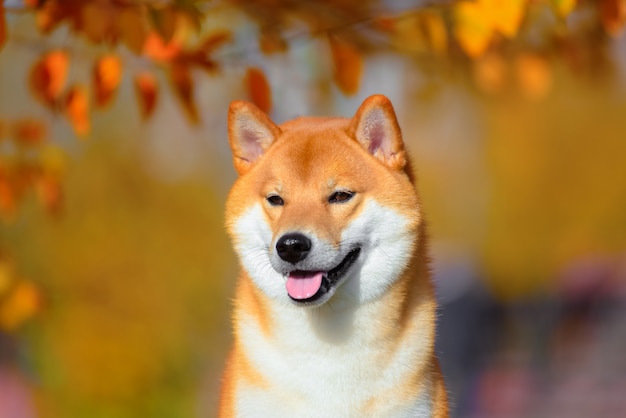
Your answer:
[454,1,494,57]
[489,0,527,38]
[551,0,578,18]
[0,280,41,332]
[454,0,527,57]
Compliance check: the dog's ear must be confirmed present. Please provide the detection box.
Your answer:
[228,101,281,175]
[349,95,406,170]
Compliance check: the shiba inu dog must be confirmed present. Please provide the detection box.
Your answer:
[219,95,448,417]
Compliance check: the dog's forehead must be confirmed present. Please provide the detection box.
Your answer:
[264,126,367,184]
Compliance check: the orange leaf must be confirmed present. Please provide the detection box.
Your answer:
[201,30,232,53]
[134,72,158,120]
[64,85,90,136]
[453,1,493,58]
[422,11,448,55]
[329,37,363,96]
[12,118,47,146]
[118,7,148,54]
[515,53,552,100]
[35,173,63,215]
[245,67,272,113]
[35,0,69,34]
[149,5,178,43]
[1,2,6,51]
[93,54,123,107]
[169,64,198,123]
[142,31,182,62]
[78,1,117,44]
[0,281,42,332]
[0,260,14,297]
[600,0,626,37]
[0,177,16,222]
[259,28,288,55]
[488,0,526,38]
[29,50,69,108]
[474,52,507,95]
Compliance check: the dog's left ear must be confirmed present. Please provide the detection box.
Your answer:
[349,95,406,170]
[228,100,281,175]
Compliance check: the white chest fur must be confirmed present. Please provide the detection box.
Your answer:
[234,298,434,418]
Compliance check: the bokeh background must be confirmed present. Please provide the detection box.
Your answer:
[1,1,626,417]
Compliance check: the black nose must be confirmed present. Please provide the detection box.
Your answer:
[276,233,311,264]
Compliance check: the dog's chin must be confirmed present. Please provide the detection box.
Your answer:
[286,247,361,307]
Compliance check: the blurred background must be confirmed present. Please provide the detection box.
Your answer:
[1,0,626,417]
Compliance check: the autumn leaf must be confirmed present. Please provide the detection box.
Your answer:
[551,0,577,18]
[12,118,47,146]
[134,72,159,120]
[189,31,232,74]
[473,52,507,95]
[34,0,70,34]
[118,6,149,54]
[259,28,288,55]
[64,85,90,136]
[329,36,363,96]
[245,67,272,113]
[35,173,63,215]
[93,54,123,107]
[0,259,13,297]
[1,2,6,51]
[79,1,117,44]
[489,0,527,38]
[0,175,17,222]
[169,64,198,123]
[515,53,552,100]
[143,31,182,62]
[29,50,69,108]
[149,5,178,43]
[453,0,493,57]
[422,10,448,55]
[0,280,42,332]
[600,0,626,37]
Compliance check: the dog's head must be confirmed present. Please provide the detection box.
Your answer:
[225,95,422,308]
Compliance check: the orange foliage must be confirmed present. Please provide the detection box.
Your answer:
[245,67,272,113]
[12,118,47,146]
[454,0,527,57]
[134,72,158,120]
[0,2,6,51]
[601,0,626,37]
[1,0,623,131]
[93,54,123,108]
[515,53,552,100]
[0,280,42,332]
[169,64,198,123]
[29,50,69,108]
[0,256,41,333]
[64,85,90,136]
[551,0,577,18]
[142,31,182,62]
[329,36,363,95]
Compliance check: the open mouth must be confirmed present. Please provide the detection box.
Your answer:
[286,247,361,305]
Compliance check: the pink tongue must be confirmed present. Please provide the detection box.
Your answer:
[286,272,323,300]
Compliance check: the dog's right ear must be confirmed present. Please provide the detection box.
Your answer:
[228,101,281,175]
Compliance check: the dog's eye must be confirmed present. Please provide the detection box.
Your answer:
[266,194,285,206]
[329,191,355,204]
